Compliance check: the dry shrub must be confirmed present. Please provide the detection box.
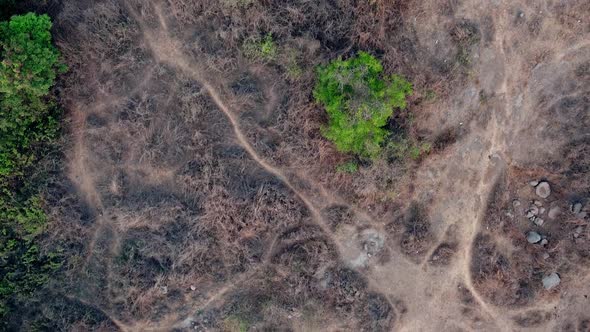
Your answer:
[470,233,539,307]
[399,202,433,261]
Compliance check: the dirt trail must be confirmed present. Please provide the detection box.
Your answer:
[62,0,589,330]
[126,2,355,260]
[124,1,521,330]
[118,3,431,330]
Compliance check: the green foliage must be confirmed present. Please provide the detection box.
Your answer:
[0,13,65,178]
[0,13,64,324]
[386,139,431,161]
[314,52,412,159]
[336,161,358,173]
[243,33,277,62]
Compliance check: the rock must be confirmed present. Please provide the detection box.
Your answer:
[542,273,561,290]
[541,238,548,245]
[577,212,587,219]
[535,182,551,198]
[534,200,543,207]
[190,285,196,291]
[534,218,545,226]
[513,200,521,207]
[548,206,561,219]
[530,180,539,187]
[529,205,539,215]
[572,203,582,214]
[526,211,535,218]
[540,207,546,214]
[527,231,542,243]
[543,253,550,259]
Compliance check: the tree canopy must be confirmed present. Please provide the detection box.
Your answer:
[314,52,412,159]
[0,13,64,177]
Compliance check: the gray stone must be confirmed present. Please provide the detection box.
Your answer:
[527,231,542,243]
[572,203,582,214]
[540,207,546,214]
[534,200,543,207]
[534,218,545,226]
[548,206,561,219]
[536,182,551,198]
[541,239,548,245]
[542,273,560,290]
[513,200,521,207]
[529,205,539,215]
[577,212,587,219]
[543,253,550,259]
[530,180,539,187]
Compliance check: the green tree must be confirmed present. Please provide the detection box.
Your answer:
[0,12,64,324]
[0,13,64,177]
[314,52,412,159]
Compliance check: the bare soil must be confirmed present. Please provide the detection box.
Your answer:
[18,0,589,330]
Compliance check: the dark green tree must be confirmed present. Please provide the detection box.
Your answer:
[314,52,412,159]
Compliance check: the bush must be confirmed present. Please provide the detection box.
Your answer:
[336,161,359,173]
[243,33,277,62]
[314,52,412,159]
[0,13,64,324]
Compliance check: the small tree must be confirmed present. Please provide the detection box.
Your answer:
[314,52,412,159]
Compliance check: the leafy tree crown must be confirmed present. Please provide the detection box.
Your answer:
[314,52,412,158]
[0,13,64,177]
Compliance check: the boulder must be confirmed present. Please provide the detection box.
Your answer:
[527,231,542,243]
[542,273,560,290]
[536,182,551,198]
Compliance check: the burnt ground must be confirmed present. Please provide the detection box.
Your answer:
[12,0,590,331]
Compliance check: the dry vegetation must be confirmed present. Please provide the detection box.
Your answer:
[5,0,589,330]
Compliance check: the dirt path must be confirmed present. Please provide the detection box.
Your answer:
[66,0,588,330]
[123,1,509,330]
[118,2,410,329]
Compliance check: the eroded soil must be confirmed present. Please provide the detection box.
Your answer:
[30,0,590,331]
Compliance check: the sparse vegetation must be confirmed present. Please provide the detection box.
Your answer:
[243,33,277,62]
[388,139,431,161]
[336,161,359,173]
[222,0,254,8]
[283,48,303,80]
[314,52,412,159]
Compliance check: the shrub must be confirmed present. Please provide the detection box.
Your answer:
[336,161,359,173]
[386,139,431,161]
[243,33,277,62]
[314,52,412,159]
